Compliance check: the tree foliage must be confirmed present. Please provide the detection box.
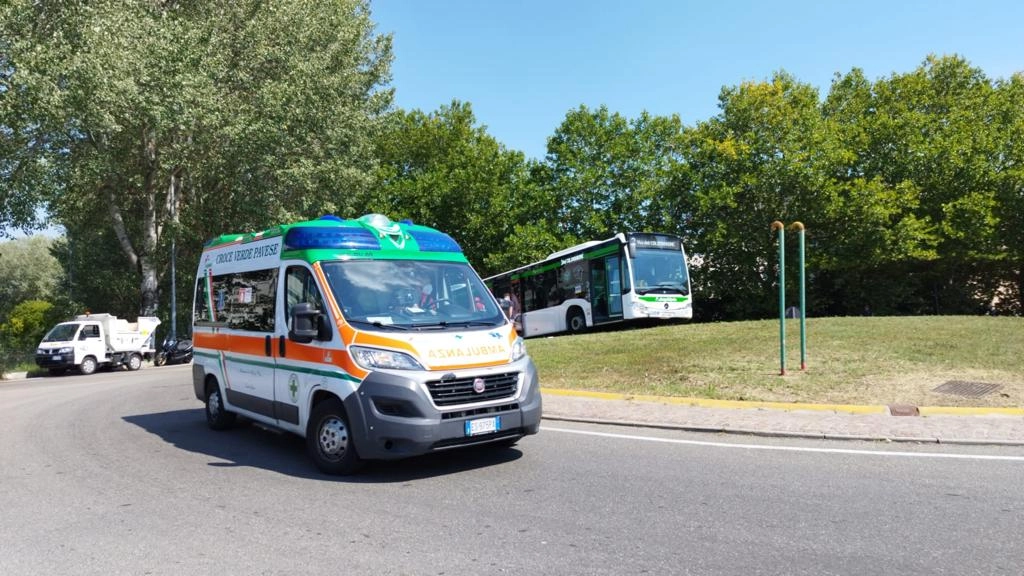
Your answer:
[1,0,392,316]
[370,101,558,277]
[538,105,684,240]
[0,236,62,320]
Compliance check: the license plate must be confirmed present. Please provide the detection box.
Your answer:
[52,355,62,361]
[465,416,500,436]
[659,311,674,318]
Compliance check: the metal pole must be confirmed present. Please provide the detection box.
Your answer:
[790,222,806,370]
[170,237,177,341]
[771,221,786,376]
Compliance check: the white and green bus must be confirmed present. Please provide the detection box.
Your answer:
[485,232,693,337]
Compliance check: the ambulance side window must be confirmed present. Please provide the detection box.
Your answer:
[195,269,277,331]
[285,266,325,331]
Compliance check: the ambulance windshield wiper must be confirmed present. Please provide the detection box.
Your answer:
[350,319,409,331]
[412,320,499,330]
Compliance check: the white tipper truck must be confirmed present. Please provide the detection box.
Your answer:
[35,313,161,375]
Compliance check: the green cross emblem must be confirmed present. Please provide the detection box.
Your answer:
[288,374,299,402]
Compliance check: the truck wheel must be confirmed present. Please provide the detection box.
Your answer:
[79,356,97,375]
[306,398,362,475]
[205,381,236,430]
[127,353,143,371]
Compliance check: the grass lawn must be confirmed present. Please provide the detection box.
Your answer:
[527,316,1024,407]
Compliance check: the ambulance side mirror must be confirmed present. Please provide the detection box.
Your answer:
[289,303,320,343]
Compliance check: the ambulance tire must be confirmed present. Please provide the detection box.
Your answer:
[79,356,97,375]
[127,353,143,371]
[307,398,363,475]
[205,380,237,430]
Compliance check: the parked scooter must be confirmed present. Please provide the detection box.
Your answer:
[154,338,193,366]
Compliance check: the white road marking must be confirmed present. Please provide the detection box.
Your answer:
[543,426,1024,462]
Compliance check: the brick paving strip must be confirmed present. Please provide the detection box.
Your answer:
[541,389,1024,446]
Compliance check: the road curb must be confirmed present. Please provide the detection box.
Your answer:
[0,371,29,381]
[540,387,1024,417]
[541,414,1024,447]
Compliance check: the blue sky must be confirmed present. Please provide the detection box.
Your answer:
[370,0,1024,160]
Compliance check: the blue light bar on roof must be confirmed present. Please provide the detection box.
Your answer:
[408,229,462,253]
[284,226,380,250]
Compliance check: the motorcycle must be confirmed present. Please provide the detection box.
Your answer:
[154,338,193,366]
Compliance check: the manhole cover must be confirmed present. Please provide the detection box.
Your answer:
[932,381,1003,398]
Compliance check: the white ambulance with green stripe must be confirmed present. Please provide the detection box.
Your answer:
[192,214,541,475]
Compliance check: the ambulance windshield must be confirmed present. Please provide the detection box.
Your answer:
[321,261,507,330]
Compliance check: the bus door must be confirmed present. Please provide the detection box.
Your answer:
[589,255,623,323]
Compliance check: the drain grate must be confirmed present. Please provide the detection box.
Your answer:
[932,381,1003,398]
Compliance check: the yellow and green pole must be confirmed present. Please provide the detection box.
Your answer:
[790,222,807,370]
[771,221,786,375]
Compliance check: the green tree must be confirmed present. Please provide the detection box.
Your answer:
[0,299,53,353]
[824,55,1018,314]
[674,72,834,319]
[0,236,62,320]
[1,0,392,316]
[539,105,683,240]
[370,101,554,277]
[992,72,1024,314]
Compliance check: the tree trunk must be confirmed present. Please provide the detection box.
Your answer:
[139,257,159,316]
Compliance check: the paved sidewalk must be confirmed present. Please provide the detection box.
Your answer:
[542,389,1024,446]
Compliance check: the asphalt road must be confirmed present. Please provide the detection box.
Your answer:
[2,367,1023,576]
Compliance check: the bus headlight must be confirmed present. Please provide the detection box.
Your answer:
[349,346,424,371]
[510,337,527,362]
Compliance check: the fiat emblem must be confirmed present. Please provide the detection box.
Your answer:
[473,378,486,394]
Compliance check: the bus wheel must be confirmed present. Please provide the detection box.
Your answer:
[205,381,236,430]
[567,308,587,334]
[307,398,362,475]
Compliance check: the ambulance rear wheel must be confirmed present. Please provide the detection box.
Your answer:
[307,398,362,475]
[205,381,236,430]
[127,353,143,371]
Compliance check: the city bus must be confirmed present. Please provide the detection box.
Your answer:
[485,232,692,337]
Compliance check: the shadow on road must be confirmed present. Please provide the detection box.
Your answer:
[123,409,523,482]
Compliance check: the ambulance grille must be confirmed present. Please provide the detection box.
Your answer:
[426,372,519,406]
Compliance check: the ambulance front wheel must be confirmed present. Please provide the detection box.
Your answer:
[205,380,237,430]
[307,398,363,475]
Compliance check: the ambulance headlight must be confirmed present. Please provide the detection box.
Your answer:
[58,347,73,354]
[349,346,424,371]
[510,337,527,362]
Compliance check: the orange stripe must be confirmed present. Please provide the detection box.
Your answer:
[352,331,418,354]
[193,331,229,350]
[280,340,368,379]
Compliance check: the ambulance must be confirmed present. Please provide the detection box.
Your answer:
[191,213,542,474]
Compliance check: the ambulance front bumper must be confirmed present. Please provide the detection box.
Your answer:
[345,356,543,460]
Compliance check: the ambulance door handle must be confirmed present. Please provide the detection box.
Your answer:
[279,335,286,358]
[265,335,271,357]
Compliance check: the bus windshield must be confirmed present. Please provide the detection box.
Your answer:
[632,249,689,295]
[321,260,507,330]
